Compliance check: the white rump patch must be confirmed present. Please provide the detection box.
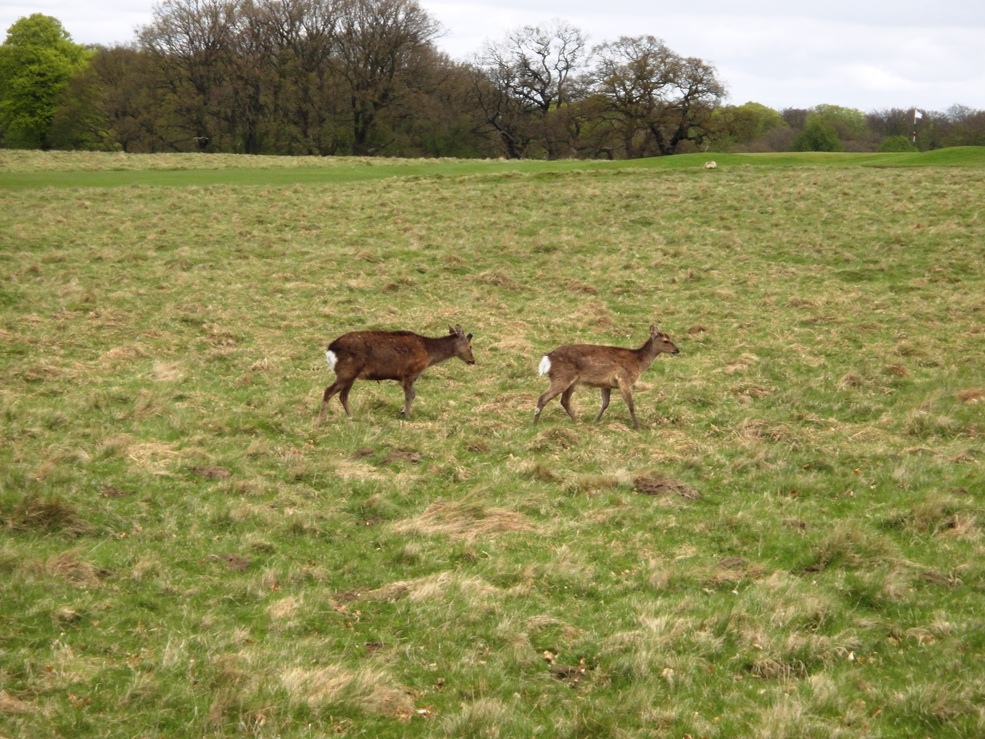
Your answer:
[325,350,338,372]
[538,355,551,376]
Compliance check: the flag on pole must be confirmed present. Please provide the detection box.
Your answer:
[914,110,923,121]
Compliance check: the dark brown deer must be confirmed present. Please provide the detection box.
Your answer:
[317,325,475,423]
[534,324,679,429]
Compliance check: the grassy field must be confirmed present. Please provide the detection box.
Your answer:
[1,149,983,737]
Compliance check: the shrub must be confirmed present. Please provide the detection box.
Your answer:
[878,135,918,152]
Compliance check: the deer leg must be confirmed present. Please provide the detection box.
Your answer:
[400,379,417,418]
[560,386,578,421]
[535,376,577,424]
[617,381,639,429]
[318,379,348,424]
[339,383,354,416]
[593,387,612,422]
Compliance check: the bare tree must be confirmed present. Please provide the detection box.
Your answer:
[473,19,589,158]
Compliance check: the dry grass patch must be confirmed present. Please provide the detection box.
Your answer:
[5,496,93,536]
[957,387,984,404]
[280,665,415,719]
[389,499,534,542]
[0,691,36,715]
[38,549,110,587]
[362,571,503,603]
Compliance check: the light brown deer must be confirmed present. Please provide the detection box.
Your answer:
[534,324,679,429]
[317,325,475,423]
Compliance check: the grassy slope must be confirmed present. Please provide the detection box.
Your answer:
[1,150,983,737]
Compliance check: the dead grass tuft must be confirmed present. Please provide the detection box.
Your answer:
[749,656,808,680]
[152,360,184,382]
[0,691,35,714]
[40,550,109,586]
[280,665,415,719]
[442,697,517,736]
[389,500,533,542]
[477,269,522,290]
[838,372,865,389]
[363,571,502,604]
[528,427,580,451]
[805,523,900,572]
[6,496,93,536]
[958,387,984,404]
[127,441,180,474]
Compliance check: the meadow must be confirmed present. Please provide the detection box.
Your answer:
[1,149,983,737]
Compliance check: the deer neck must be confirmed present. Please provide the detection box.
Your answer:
[423,335,457,367]
[634,338,660,370]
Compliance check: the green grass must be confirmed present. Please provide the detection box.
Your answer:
[4,147,985,190]
[1,149,983,737]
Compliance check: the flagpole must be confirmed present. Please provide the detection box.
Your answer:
[912,109,922,145]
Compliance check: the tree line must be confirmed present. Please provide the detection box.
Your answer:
[2,4,984,158]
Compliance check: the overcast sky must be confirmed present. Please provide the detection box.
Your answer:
[3,0,983,113]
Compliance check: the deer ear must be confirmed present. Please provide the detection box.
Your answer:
[466,333,473,341]
[449,325,456,335]
[650,324,658,334]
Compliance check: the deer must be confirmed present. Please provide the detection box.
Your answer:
[533,324,679,429]
[317,325,475,424]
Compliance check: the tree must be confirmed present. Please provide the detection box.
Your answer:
[332,0,443,154]
[941,105,985,147]
[812,104,870,150]
[792,115,841,152]
[253,0,345,155]
[88,45,171,153]
[708,101,786,151]
[590,35,725,157]
[0,14,91,149]
[472,19,590,159]
[47,61,107,150]
[139,0,241,151]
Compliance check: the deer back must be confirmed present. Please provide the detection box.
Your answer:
[548,344,642,386]
[329,331,429,381]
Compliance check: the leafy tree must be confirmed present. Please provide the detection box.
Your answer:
[0,14,91,148]
[792,115,841,152]
[590,35,726,157]
[47,62,108,149]
[88,45,172,153]
[332,0,443,155]
[708,101,786,151]
[811,104,871,150]
[253,0,345,155]
[139,0,240,151]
